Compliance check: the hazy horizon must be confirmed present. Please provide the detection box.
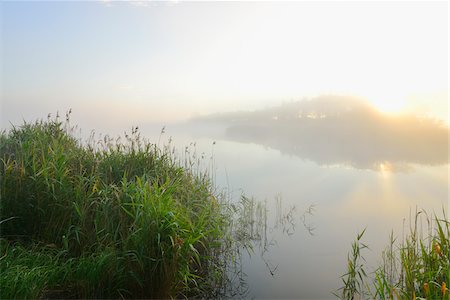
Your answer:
[1,1,448,132]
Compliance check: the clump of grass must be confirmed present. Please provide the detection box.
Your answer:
[0,112,235,298]
[337,209,449,299]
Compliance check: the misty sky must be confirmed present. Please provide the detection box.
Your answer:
[1,1,448,130]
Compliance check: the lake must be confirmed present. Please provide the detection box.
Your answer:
[133,112,448,299]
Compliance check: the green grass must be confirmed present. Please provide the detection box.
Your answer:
[337,209,449,299]
[4,113,445,299]
[0,113,238,298]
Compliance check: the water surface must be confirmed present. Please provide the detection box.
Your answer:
[137,99,448,298]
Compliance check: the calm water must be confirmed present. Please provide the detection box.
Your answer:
[133,118,448,299]
[86,109,447,299]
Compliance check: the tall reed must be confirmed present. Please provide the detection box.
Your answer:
[0,113,234,298]
[337,209,449,299]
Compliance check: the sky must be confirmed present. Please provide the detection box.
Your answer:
[1,1,448,131]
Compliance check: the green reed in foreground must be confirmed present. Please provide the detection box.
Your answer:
[337,209,449,300]
[0,113,243,298]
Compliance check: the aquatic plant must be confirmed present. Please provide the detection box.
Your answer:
[337,209,449,299]
[0,112,242,298]
[335,229,369,299]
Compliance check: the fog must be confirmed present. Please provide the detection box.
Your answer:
[190,96,449,171]
[1,2,448,299]
[1,1,448,131]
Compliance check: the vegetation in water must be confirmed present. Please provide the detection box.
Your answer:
[337,209,449,300]
[0,112,262,299]
[7,111,443,299]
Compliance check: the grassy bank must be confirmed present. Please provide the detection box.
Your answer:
[0,113,238,298]
[337,210,449,299]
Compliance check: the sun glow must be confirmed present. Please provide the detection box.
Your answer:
[371,100,407,115]
[379,162,393,178]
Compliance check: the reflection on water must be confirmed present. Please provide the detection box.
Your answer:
[191,96,449,171]
[219,195,315,298]
[139,104,447,298]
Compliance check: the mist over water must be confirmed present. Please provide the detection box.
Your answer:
[1,97,447,298]
[123,95,445,298]
[189,96,449,172]
[1,1,448,298]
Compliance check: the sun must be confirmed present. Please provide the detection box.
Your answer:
[378,162,393,178]
[369,97,407,115]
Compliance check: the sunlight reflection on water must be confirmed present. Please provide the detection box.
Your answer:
[138,120,447,299]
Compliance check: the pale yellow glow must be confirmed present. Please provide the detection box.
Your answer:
[378,162,393,178]
[1,1,447,129]
[87,3,448,124]
[371,99,407,115]
[336,181,409,217]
